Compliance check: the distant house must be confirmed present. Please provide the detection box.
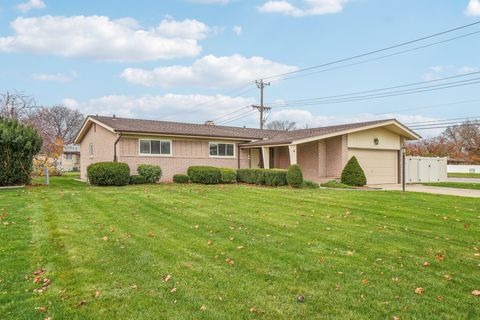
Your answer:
[74,115,420,185]
[60,144,80,172]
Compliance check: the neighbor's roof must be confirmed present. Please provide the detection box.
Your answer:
[75,116,420,144]
[240,119,420,147]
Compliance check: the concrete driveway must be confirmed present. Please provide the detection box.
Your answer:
[373,184,480,198]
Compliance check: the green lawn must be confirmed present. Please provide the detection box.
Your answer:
[448,172,480,179]
[1,176,479,319]
[422,182,480,190]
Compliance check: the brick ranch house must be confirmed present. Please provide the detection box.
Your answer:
[74,115,420,185]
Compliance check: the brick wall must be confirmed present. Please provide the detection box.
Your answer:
[80,123,116,180]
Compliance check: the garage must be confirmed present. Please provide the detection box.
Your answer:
[348,148,398,184]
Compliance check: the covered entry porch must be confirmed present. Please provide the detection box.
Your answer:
[242,136,349,183]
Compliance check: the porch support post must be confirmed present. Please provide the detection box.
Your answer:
[289,144,297,165]
[262,146,270,169]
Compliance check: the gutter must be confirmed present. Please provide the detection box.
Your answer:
[113,133,122,162]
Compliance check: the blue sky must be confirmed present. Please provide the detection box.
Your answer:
[1,0,479,135]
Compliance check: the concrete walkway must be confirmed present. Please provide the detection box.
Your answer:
[448,177,480,183]
[373,184,480,198]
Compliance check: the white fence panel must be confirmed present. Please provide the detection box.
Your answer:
[406,156,447,183]
[447,165,480,174]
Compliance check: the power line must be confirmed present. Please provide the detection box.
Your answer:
[218,110,257,125]
[260,20,480,81]
[269,30,480,84]
[407,116,480,126]
[210,105,251,122]
[267,70,480,106]
[373,98,480,115]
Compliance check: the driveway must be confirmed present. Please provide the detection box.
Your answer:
[373,184,480,198]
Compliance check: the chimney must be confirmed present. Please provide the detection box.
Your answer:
[112,114,116,120]
[204,120,215,126]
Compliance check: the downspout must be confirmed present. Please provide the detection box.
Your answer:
[237,145,241,169]
[113,133,122,162]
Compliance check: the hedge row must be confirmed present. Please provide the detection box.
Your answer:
[87,162,162,186]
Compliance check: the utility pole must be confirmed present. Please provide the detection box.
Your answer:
[252,79,271,129]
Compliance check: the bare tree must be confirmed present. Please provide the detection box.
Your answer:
[0,91,37,120]
[27,105,84,158]
[266,120,297,131]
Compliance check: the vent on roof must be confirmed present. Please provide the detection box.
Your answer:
[204,121,215,126]
[112,114,116,120]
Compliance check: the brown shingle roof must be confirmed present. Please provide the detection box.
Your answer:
[240,119,397,146]
[91,115,279,140]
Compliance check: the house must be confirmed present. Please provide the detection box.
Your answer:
[74,115,420,185]
[60,144,81,172]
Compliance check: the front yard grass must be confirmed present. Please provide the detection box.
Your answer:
[422,182,480,190]
[448,172,480,179]
[1,176,479,319]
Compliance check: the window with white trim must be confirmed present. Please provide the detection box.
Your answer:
[209,142,235,157]
[89,143,94,158]
[139,139,171,156]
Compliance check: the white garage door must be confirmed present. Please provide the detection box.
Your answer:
[348,148,398,185]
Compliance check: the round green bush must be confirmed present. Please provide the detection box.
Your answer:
[286,164,303,188]
[187,166,221,184]
[87,162,130,186]
[341,156,367,186]
[264,169,287,187]
[219,168,237,183]
[137,164,162,183]
[173,174,190,183]
[0,118,42,186]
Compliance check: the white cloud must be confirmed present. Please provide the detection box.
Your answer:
[189,0,230,4]
[17,0,46,13]
[465,0,480,16]
[423,65,478,81]
[233,26,242,35]
[68,94,256,123]
[0,16,210,62]
[258,0,348,17]
[121,54,297,88]
[32,71,77,83]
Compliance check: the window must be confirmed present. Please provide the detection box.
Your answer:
[89,143,94,158]
[66,154,73,160]
[209,142,235,157]
[139,139,171,156]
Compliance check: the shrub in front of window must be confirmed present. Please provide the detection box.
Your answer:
[341,156,367,186]
[87,162,130,186]
[137,164,162,183]
[219,168,237,183]
[0,118,42,186]
[129,175,148,185]
[173,174,190,183]
[187,166,221,184]
[286,164,303,188]
[264,169,287,187]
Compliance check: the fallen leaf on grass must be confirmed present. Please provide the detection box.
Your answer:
[163,274,172,282]
[200,304,207,311]
[423,262,430,267]
[225,258,234,265]
[436,296,444,301]
[444,274,453,281]
[131,284,138,289]
[2,221,9,226]
[297,295,305,303]
[472,290,480,296]
[35,306,47,313]
[464,224,471,229]
[147,231,154,237]
[207,240,212,246]
[237,246,244,250]
[436,255,445,261]
[95,290,102,298]
[249,306,257,312]
[102,236,108,241]
[362,279,369,285]
[170,287,177,293]
[415,288,425,295]
[194,225,200,229]
[78,300,87,307]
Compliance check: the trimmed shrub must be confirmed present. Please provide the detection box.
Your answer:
[302,180,319,189]
[187,166,221,184]
[173,174,190,183]
[237,169,265,184]
[341,156,367,186]
[129,175,148,185]
[219,168,237,183]
[137,164,162,183]
[87,162,130,186]
[286,164,303,188]
[264,169,287,187]
[320,180,355,189]
[0,118,42,186]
